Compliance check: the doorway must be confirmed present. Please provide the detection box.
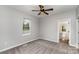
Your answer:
[58,21,71,45]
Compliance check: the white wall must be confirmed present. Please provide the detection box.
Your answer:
[0,6,39,51]
[39,9,77,47]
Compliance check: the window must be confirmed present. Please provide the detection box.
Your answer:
[23,18,31,36]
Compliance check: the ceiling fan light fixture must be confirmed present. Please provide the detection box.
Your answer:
[32,5,53,15]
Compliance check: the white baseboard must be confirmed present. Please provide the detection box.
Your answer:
[40,37,57,43]
[40,37,77,48]
[0,39,38,53]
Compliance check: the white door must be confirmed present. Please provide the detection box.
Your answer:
[78,20,79,48]
[76,20,79,48]
[77,20,79,48]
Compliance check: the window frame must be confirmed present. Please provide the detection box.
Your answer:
[22,18,31,36]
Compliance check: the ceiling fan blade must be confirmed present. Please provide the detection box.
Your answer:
[38,12,41,15]
[45,8,53,11]
[43,11,49,15]
[39,5,44,8]
[32,10,40,11]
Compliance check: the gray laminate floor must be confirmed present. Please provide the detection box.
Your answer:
[0,39,79,54]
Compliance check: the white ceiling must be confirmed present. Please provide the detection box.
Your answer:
[9,5,77,18]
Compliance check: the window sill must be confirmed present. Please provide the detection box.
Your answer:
[22,33,31,36]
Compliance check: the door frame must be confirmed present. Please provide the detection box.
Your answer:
[76,19,79,48]
[57,18,71,44]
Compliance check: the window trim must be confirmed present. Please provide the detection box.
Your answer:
[22,18,31,36]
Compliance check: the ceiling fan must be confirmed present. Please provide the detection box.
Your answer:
[32,5,53,15]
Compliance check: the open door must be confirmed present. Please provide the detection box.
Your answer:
[58,21,70,45]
